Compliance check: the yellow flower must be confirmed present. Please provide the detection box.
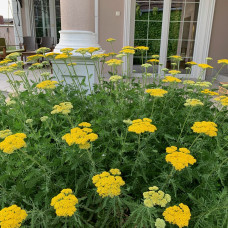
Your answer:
[201,89,219,96]
[186,61,197,65]
[88,47,100,54]
[0,129,12,139]
[165,146,196,171]
[214,96,228,106]
[128,118,157,134]
[183,80,195,85]
[152,55,160,59]
[198,63,213,69]
[62,123,98,149]
[51,102,73,115]
[55,53,70,60]
[91,53,109,59]
[0,59,12,65]
[60,48,74,53]
[109,75,122,82]
[110,168,121,175]
[217,59,228,65]
[145,88,168,97]
[162,76,182,83]
[92,169,125,198]
[27,54,44,62]
[191,121,218,137]
[170,55,183,61]
[105,59,123,66]
[163,203,191,228]
[168,70,181,75]
[134,46,149,51]
[194,81,212,87]
[184,99,204,107]
[122,46,134,50]
[45,52,59,58]
[0,133,27,154]
[106,38,116,42]
[120,49,135,54]
[51,189,78,217]
[36,80,58,90]
[36,47,51,54]
[155,218,166,228]
[0,205,27,228]
[143,187,171,208]
[147,59,159,64]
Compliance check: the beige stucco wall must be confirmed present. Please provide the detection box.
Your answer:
[208,0,228,74]
[60,0,95,32]
[21,1,27,36]
[99,0,124,53]
[0,26,15,45]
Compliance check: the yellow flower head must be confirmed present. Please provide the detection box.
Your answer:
[183,80,195,85]
[45,52,60,58]
[143,187,171,208]
[128,118,157,134]
[27,54,44,62]
[0,205,27,228]
[55,53,70,60]
[51,189,78,217]
[163,203,191,228]
[106,38,116,42]
[36,47,51,54]
[168,70,181,75]
[109,75,122,82]
[191,121,218,137]
[184,99,204,107]
[0,129,12,139]
[146,88,168,97]
[0,59,12,65]
[105,59,123,66]
[36,80,58,90]
[198,63,213,69]
[170,55,183,61]
[88,47,100,54]
[165,146,196,171]
[0,133,27,154]
[186,61,197,65]
[51,102,73,115]
[120,49,135,54]
[162,76,182,83]
[147,59,159,64]
[122,46,134,50]
[217,59,228,65]
[214,96,228,106]
[194,81,212,87]
[134,46,149,51]
[60,48,74,53]
[92,169,125,198]
[62,122,98,149]
[201,89,219,96]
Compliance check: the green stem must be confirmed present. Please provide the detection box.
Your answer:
[189,134,201,149]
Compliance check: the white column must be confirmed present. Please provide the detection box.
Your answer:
[54,0,100,52]
[191,0,216,79]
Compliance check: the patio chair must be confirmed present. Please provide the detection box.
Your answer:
[0,38,25,59]
[21,36,38,61]
[40,37,55,51]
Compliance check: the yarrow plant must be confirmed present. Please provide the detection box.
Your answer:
[0,42,227,227]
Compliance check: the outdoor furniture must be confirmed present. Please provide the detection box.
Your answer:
[0,38,25,59]
[40,37,55,51]
[21,36,38,61]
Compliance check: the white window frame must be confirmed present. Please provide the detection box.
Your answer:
[124,0,216,79]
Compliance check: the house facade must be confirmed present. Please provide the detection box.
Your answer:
[11,0,228,79]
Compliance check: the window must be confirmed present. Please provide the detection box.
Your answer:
[133,0,200,74]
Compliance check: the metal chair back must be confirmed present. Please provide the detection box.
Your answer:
[40,37,54,50]
[0,38,6,51]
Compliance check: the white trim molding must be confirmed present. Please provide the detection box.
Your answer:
[159,0,171,72]
[192,0,216,79]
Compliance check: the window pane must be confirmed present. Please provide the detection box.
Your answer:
[134,0,164,73]
[166,0,200,72]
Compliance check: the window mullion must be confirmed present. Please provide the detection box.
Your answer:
[159,0,171,71]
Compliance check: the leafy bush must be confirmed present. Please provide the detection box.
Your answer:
[0,49,227,227]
